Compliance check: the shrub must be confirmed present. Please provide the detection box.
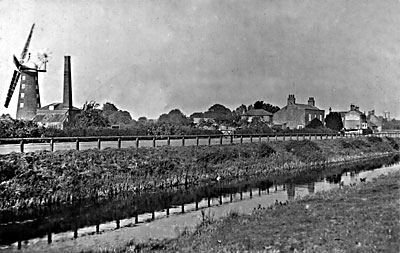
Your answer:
[366,136,383,143]
[385,137,399,150]
[258,143,275,158]
[285,140,321,162]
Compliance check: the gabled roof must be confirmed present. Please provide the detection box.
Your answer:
[38,102,80,111]
[33,114,68,123]
[293,103,321,110]
[244,109,273,116]
[279,103,322,112]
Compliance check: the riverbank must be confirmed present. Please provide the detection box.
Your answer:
[1,136,399,211]
[105,170,400,253]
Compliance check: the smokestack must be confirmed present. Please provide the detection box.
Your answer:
[63,56,72,110]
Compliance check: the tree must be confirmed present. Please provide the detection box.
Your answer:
[306,118,323,129]
[73,101,109,128]
[252,101,280,113]
[158,109,191,125]
[325,112,343,131]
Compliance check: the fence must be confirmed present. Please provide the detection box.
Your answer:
[0,132,399,154]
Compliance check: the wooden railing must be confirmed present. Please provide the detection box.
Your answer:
[0,131,399,154]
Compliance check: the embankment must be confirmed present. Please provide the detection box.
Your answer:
[0,136,399,211]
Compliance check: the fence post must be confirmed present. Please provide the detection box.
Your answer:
[230,135,233,144]
[259,135,261,142]
[267,135,270,142]
[196,136,199,146]
[289,134,292,140]
[97,138,101,150]
[208,136,211,146]
[309,134,311,140]
[182,136,185,146]
[240,135,243,144]
[20,139,24,153]
[296,134,299,141]
[50,138,54,152]
[136,137,139,148]
[283,133,285,141]
[75,138,80,151]
[220,135,223,145]
[275,134,278,141]
[117,138,122,149]
[152,137,156,147]
[250,136,253,143]
[167,136,171,146]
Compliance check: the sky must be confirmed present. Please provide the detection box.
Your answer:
[0,0,399,120]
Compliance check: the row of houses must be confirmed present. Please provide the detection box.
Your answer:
[193,94,384,132]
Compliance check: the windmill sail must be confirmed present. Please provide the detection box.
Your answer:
[4,70,21,108]
[20,23,35,63]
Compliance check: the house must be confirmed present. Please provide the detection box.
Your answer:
[241,109,273,123]
[273,95,325,129]
[218,125,236,135]
[367,110,383,132]
[190,112,204,124]
[340,104,367,131]
[34,103,80,129]
[33,56,81,129]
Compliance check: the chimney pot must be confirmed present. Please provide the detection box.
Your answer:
[308,97,315,107]
[287,94,296,105]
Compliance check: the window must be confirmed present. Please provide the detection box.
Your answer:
[309,114,311,121]
[21,93,24,98]
[319,115,322,121]
[19,103,24,108]
[314,114,317,119]
[36,94,39,98]
[22,76,26,80]
[21,84,25,89]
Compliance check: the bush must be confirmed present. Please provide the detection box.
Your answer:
[285,140,321,162]
[366,136,383,143]
[258,143,275,158]
[385,137,399,150]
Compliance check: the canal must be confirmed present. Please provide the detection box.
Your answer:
[1,154,399,252]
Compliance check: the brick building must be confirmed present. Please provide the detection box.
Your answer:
[340,104,367,131]
[273,94,325,129]
[241,109,273,124]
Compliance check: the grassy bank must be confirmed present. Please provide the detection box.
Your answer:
[108,171,400,253]
[1,136,399,211]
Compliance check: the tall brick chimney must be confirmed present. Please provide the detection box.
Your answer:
[63,56,72,110]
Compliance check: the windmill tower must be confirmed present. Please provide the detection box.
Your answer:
[4,24,51,120]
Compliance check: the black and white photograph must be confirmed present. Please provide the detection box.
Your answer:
[0,0,399,252]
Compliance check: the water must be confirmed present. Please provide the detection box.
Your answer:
[1,155,399,252]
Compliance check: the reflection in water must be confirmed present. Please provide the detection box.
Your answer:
[286,184,295,200]
[0,154,399,251]
[307,182,315,194]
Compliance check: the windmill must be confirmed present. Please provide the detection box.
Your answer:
[4,24,52,120]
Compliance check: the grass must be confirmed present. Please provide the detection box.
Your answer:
[94,171,400,253]
[1,137,399,212]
